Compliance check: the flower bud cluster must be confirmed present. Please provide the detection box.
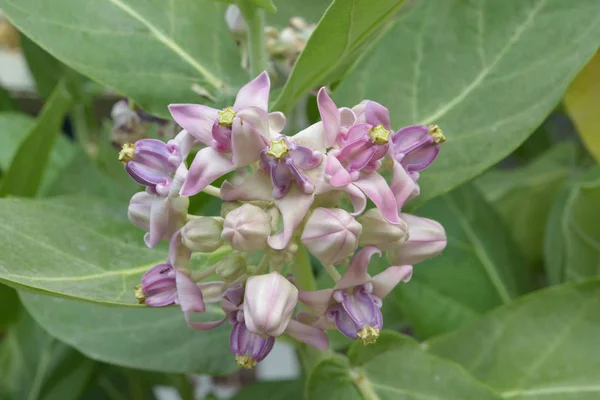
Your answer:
[120,70,447,368]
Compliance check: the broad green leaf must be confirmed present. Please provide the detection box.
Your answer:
[565,52,600,162]
[307,332,500,400]
[0,82,18,112]
[0,81,73,197]
[20,35,65,100]
[394,183,529,339]
[250,0,277,13]
[0,196,229,305]
[0,283,19,330]
[21,292,235,375]
[545,166,600,284]
[0,309,95,400]
[0,0,247,117]
[232,380,304,400]
[272,0,407,113]
[267,0,329,27]
[476,143,579,265]
[334,0,600,203]
[427,280,600,400]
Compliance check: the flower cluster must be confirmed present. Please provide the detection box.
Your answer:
[119,72,447,369]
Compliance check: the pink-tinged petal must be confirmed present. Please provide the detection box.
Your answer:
[176,271,205,314]
[298,289,334,315]
[392,125,439,172]
[180,147,235,196]
[230,113,269,167]
[144,282,177,307]
[339,107,357,128]
[327,303,361,339]
[285,319,330,350]
[167,229,192,269]
[353,172,400,224]
[365,101,391,130]
[339,138,377,173]
[169,130,196,159]
[371,265,413,299]
[220,171,273,202]
[269,187,315,250]
[388,214,447,265]
[186,316,227,331]
[168,104,217,145]
[268,112,286,134]
[401,143,440,172]
[325,155,352,187]
[340,124,370,147]
[144,196,169,248]
[352,100,369,123]
[343,184,368,215]
[233,71,270,110]
[317,87,340,147]
[292,121,327,152]
[271,162,293,198]
[391,161,420,210]
[336,246,381,290]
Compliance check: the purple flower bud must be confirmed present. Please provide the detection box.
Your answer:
[260,136,322,199]
[221,204,272,252]
[391,125,445,173]
[387,214,447,265]
[225,5,247,36]
[230,320,275,369]
[243,272,298,337]
[140,263,177,307]
[327,282,383,344]
[119,139,182,196]
[358,208,408,249]
[301,208,362,266]
[181,216,224,252]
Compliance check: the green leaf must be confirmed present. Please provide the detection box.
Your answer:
[545,166,600,284]
[266,0,330,27]
[0,283,19,330]
[394,183,530,339]
[232,380,304,400]
[307,332,500,400]
[0,196,229,305]
[0,81,73,197]
[0,0,247,117]
[0,308,95,400]
[0,82,18,112]
[21,292,235,375]
[250,0,277,13]
[20,34,65,100]
[565,52,600,162]
[427,280,600,399]
[476,143,579,265]
[334,0,600,203]
[272,0,407,113]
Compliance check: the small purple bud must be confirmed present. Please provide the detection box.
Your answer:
[181,216,224,252]
[391,125,445,173]
[387,214,447,265]
[358,208,408,249]
[244,272,298,337]
[222,204,272,252]
[140,263,177,307]
[230,321,275,369]
[301,208,362,266]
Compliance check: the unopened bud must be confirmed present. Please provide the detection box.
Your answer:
[181,217,224,252]
[222,204,271,252]
[225,5,247,36]
[220,201,242,218]
[244,272,298,337]
[387,214,447,265]
[301,208,362,266]
[289,16,307,31]
[215,254,247,283]
[358,208,408,249]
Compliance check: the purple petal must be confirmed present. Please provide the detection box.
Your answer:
[339,107,357,129]
[285,319,330,350]
[144,196,170,248]
[286,159,315,195]
[290,145,322,170]
[186,316,227,331]
[233,71,270,111]
[353,172,401,224]
[231,111,269,167]
[220,171,274,203]
[271,163,293,198]
[326,303,360,339]
[176,271,205,314]
[317,87,340,147]
[144,282,177,307]
[180,147,235,196]
[339,138,378,173]
[297,289,334,316]
[168,104,218,145]
[340,289,383,330]
[365,101,391,130]
[167,229,192,269]
[336,246,380,290]
[392,125,439,172]
[141,263,174,288]
[269,187,315,250]
[339,124,370,147]
[324,155,352,187]
[391,161,420,210]
[371,265,413,299]
[211,120,232,152]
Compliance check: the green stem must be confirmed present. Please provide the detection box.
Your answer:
[351,368,380,400]
[191,264,219,281]
[237,1,267,77]
[202,184,221,198]
[324,264,342,282]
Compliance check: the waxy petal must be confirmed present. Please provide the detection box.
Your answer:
[392,125,439,172]
[269,112,286,134]
[292,121,327,152]
[176,270,205,314]
[388,214,447,265]
[336,246,381,290]
[231,113,269,167]
[317,87,340,147]
[285,319,330,350]
[144,196,170,248]
[180,147,235,196]
[391,161,420,210]
[298,289,334,316]
[167,229,192,270]
[371,265,413,299]
[353,172,400,224]
[233,71,270,111]
[168,104,217,145]
[365,101,391,130]
[325,155,353,187]
[269,186,315,250]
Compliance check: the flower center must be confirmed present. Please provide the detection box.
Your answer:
[236,354,257,369]
[266,138,290,160]
[218,107,237,127]
[134,284,145,304]
[357,326,379,345]
[368,124,391,145]
[118,143,136,164]
[428,124,446,144]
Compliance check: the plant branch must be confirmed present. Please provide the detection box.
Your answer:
[237,1,267,77]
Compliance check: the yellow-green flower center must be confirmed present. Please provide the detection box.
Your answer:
[368,124,391,145]
[357,326,379,345]
[218,107,237,127]
[428,124,446,144]
[236,354,257,369]
[266,138,290,160]
[134,284,145,304]
[118,143,136,164]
